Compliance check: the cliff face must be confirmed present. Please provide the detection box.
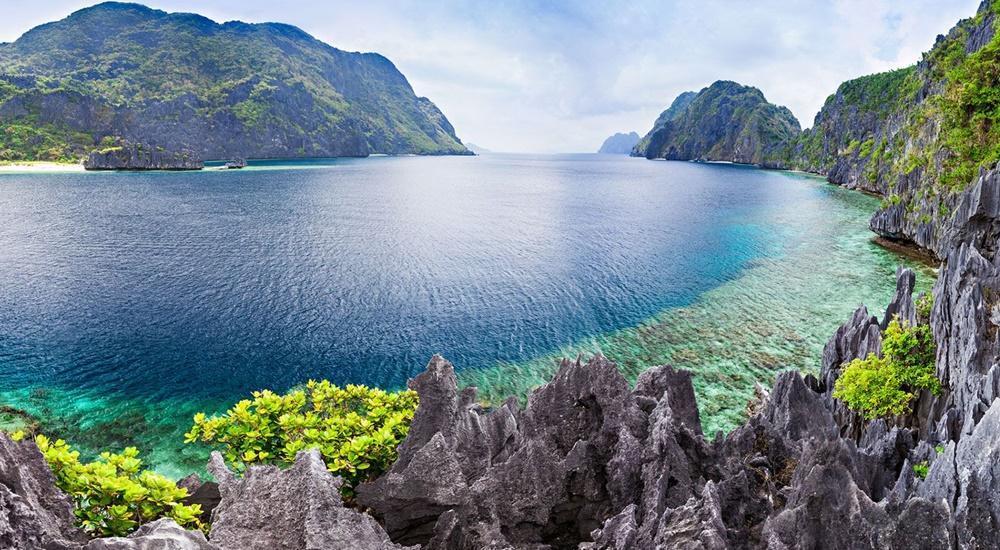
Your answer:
[632,81,801,167]
[0,2,470,162]
[597,132,640,154]
[84,143,203,171]
[792,66,920,194]
[789,1,1000,260]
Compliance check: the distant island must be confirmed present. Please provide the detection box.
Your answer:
[597,132,639,154]
[465,143,493,155]
[0,2,471,163]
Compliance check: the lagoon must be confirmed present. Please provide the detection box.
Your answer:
[0,154,932,475]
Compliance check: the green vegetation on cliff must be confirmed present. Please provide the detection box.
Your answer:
[0,2,469,161]
[26,433,202,536]
[936,9,1000,189]
[833,317,940,419]
[184,381,417,497]
[780,2,1000,256]
[793,66,921,180]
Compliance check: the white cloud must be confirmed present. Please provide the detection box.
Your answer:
[0,0,984,152]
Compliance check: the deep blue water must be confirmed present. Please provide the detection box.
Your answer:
[0,155,782,400]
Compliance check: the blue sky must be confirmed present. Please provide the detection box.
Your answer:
[0,0,983,152]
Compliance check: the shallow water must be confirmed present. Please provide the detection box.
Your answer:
[0,154,932,475]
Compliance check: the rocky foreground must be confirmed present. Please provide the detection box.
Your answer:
[2,228,999,548]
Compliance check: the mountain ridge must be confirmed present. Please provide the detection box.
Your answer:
[0,2,470,161]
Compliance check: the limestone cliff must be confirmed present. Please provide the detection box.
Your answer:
[789,1,1000,260]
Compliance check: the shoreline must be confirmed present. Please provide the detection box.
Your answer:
[0,162,85,173]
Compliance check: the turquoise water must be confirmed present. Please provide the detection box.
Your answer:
[0,155,932,476]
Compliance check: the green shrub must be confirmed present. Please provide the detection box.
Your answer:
[185,381,418,497]
[913,460,930,479]
[916,293,934,323]
[33,434,202,537]
[858,138,875,158]
[832,317,940,419]
[879,194,903,209]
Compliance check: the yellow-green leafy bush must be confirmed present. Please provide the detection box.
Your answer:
[185,381,418,496]
[915,293,934,323]
[833,317,940,419]
[34,435,202,537]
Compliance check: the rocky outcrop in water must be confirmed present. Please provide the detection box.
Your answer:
[632,81,801,167]
[84,144,204,171]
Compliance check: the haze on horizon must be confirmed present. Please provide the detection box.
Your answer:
[0,0,982,154]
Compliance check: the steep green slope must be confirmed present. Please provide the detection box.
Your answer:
[791,66,922,193]
[0,2,469,161]
[633,81,801,166]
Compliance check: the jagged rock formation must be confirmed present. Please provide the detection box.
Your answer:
[84,143,203,171]
[1,244,999,549]
[597,132,640,154]
[350,246,1000,549]
[207,449,412,550]
[84,520,215,550]
[0,434,84,548]
[0,2,469,162]
[632,81,801,167]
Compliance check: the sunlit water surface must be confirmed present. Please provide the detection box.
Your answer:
[0,155,932,475]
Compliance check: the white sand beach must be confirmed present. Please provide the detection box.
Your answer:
[0,162,86,173]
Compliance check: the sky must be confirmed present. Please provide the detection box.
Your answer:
[0,0,984,153]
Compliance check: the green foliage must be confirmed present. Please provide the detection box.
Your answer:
[934,9,1000,189]
[913,460,930,479]
[35,435,202,537]
[916,293,934,322]
[185,381,418,497]
[0,119,92,162]
[858,139,875,158]
[934,444,945,454]
[833,317,940,419]
[880,194,903,209]
[838,66,922,116]
[902,153,928,175]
